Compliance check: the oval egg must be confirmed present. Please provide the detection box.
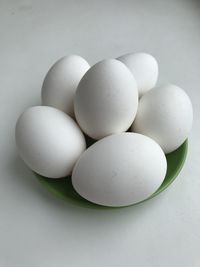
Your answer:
[74,59,138,140]
[72,133,167,207]
[41,55,90,117]
[117,52,158,97]
[132,84,193,153]
[15,106,86,178]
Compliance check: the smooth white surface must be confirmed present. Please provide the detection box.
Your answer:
[41,55,90,117]
[118,53,158,96]
[132,84,193,153]
[0,0,200,266]
[15,106,86,178]
[74,59,138,139]
[72,133,167,207]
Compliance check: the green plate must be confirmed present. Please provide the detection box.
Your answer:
[35,139,188,209]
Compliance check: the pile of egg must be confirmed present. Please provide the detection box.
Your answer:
[15,53,193,207]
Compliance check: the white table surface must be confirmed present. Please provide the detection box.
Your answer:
[0,0,200,266]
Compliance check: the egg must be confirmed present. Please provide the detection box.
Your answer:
[74,59,138,140]
[72,133,167,207]
[15,106,86,178]
[117,52,158,97]
[41,55,90,117]
[132,84,193,153]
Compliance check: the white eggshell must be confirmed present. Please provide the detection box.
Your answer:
[132,84,193,153]
[117,52,158,96]
[72,133,167,207]
[74,59,138,140]
[41,55,90,117]
[15,106,86,178]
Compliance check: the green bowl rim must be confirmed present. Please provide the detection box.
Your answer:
[140,140,188,203]
[36,140,188,209]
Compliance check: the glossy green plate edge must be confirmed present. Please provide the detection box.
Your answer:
[35,140,188,209]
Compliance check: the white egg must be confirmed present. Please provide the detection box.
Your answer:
[117,52,158,97]
[74,59,138,140]
[15,106,86,178]
[72,133,167,207]
[132,84,193,153]
[41,55,90,117]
